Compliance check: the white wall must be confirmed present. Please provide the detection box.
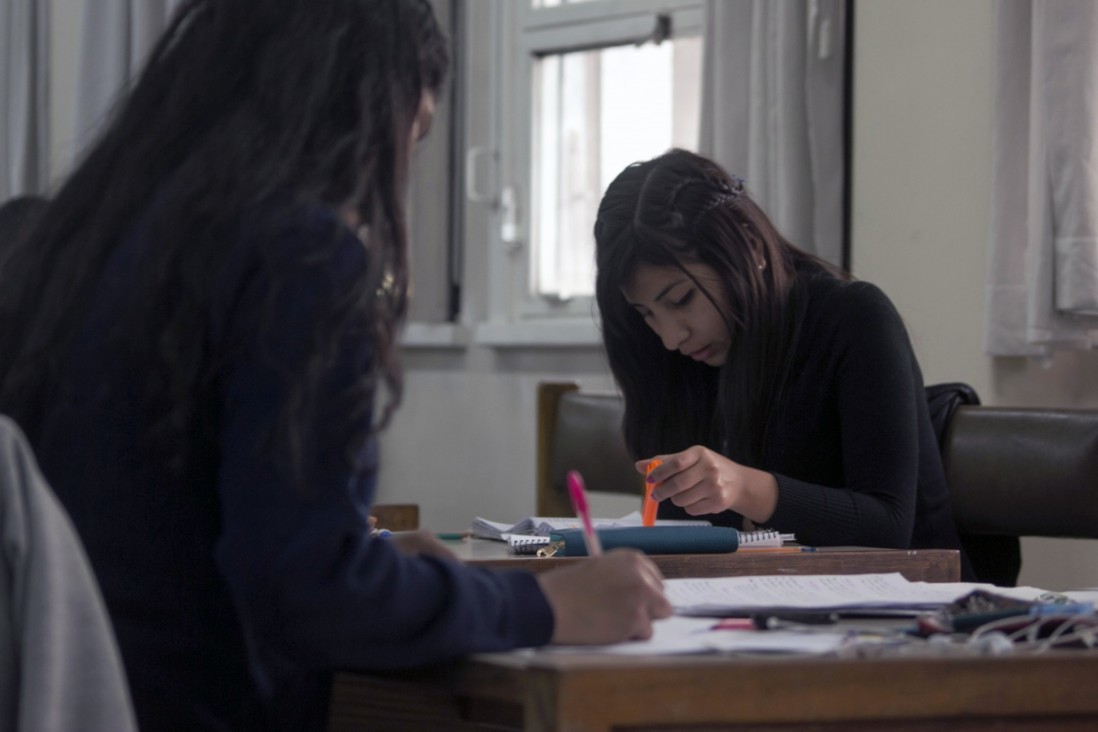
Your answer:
[853,0,1098,589]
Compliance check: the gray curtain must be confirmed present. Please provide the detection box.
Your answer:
[73,0,180,158]
[986,0,1098,356]
[0,0,49,200]
[698,0,846,268]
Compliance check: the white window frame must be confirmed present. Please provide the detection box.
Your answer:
[403,0,471,349]
[470,0,704,348]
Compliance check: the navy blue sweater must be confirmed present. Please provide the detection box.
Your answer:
[31,202,553,730]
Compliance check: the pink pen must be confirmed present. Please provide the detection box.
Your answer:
[566,470,603,556]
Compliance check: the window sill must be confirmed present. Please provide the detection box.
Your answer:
[400,322,470,350]
[474,320,602,348]
[400,320,605,349]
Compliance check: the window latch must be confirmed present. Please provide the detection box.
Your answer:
[636,13,672,47]
[500,186,521,251]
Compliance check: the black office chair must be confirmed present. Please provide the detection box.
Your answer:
[940,403,1098,586]
[536,382,638,517]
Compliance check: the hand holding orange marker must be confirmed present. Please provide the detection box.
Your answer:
[642,459,662,527]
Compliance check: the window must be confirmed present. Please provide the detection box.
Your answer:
[471,0,704,344]
[533,36,701,300]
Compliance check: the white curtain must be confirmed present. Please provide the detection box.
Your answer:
[0,0,49,201]
[699,0,847,267]
[73,0,181,158]
[986,0,1098,356]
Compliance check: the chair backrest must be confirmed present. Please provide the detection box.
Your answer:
[942,405,1098,586]
[370,503,420,532]
[943,406,1098,538]
[536,382,637,516]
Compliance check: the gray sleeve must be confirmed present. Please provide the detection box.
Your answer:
[0,415,138,732]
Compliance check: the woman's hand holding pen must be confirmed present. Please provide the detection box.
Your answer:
[536,550,672,644]
[638,446,779,524]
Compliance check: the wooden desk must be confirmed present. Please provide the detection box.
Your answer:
[330,649,1098,731]
[446,537,960,582]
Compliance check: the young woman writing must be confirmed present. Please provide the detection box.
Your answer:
[0,2,670,729]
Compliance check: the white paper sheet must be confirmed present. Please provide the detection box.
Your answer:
[543,616,720,655]
[542,616,850,656]
[664,573,1058,616]
[536,574,1094,657]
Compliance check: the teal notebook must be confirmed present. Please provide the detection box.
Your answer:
[514,526,786,557]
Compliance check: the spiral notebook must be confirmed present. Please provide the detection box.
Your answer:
[508,527,792,555]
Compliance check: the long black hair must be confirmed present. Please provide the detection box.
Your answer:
[0,195,49,254]
[0,0,448,479]
[594,149,848,465]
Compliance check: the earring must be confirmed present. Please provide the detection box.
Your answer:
[757,262,765,270]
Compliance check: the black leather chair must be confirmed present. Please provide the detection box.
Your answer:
[537,381,1098,586]
[536,382,637,517]
[942,406,1098,586]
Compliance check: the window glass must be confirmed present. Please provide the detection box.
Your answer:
[532,36,701,299]
[532,0,600,7]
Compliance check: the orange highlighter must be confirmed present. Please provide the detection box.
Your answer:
[642,459,662,527]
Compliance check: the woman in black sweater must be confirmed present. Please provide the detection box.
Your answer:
[595,149,972,577]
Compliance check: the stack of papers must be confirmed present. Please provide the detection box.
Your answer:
[542,573,1093,657]
[664,573,1057,617]
[470,516,590,541]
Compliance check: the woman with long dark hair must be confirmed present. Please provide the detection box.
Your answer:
[0,2,670,729]
[595,149,971,576]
